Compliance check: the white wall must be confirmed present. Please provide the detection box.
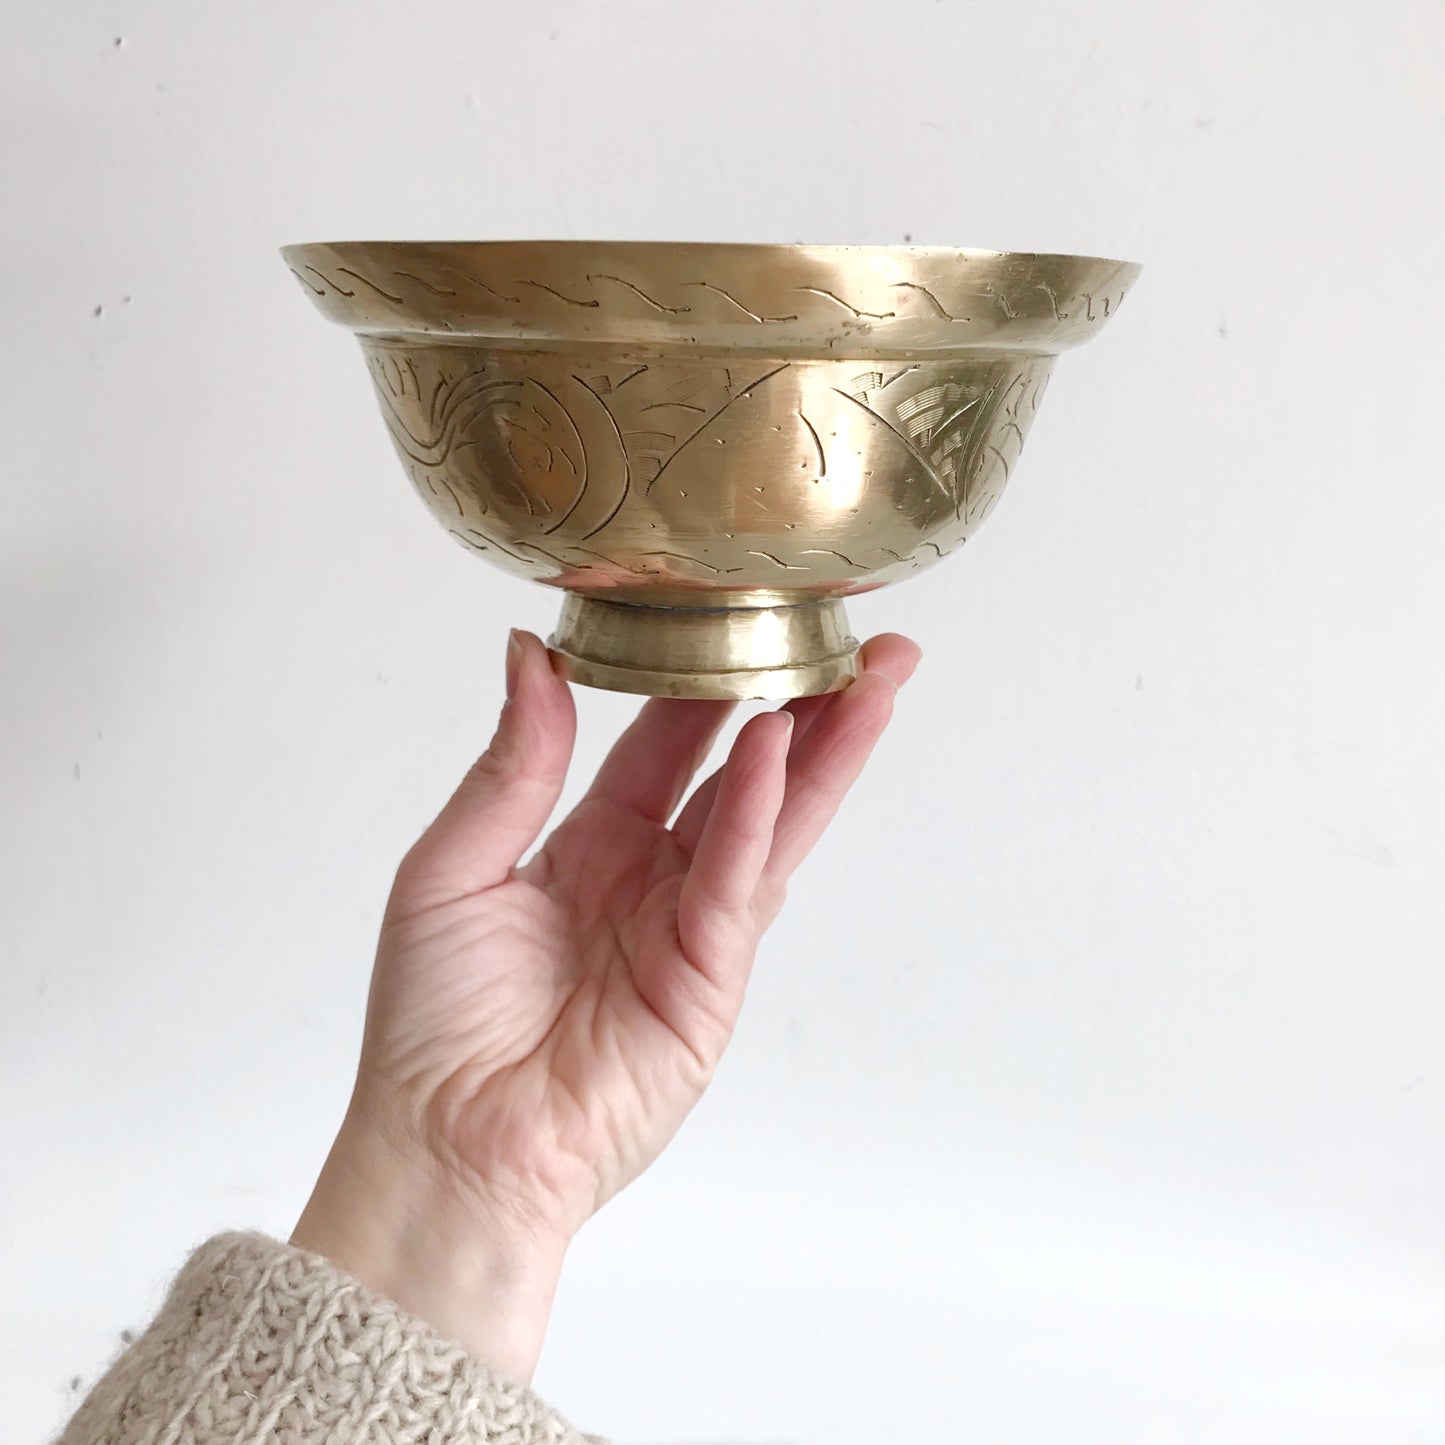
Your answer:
[4,2,1443,1440]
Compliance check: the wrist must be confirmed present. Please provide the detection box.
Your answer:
[291,1112,569,1381]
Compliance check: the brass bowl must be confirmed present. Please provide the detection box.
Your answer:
[283,240,1139,698]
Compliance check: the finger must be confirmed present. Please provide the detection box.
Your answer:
[763,671,899,884]
[848,632,923,692]
[576,696,735,823]
[671,633,921,854]
[396,630,576,903]
[775,632,921,745]
[676,710,793,987]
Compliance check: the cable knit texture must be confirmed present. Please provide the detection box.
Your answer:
[57,1233,603,1445]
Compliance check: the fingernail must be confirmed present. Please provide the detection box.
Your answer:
[505,629,523,697]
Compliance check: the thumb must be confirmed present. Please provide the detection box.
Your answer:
[394,630,577,907]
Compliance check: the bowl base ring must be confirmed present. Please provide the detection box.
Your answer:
[547,593,859,701]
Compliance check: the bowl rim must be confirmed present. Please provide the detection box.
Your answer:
[282,237,1141,271]
[281,238,1141,356]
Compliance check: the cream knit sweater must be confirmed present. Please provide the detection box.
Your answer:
[58,1233,602,1444]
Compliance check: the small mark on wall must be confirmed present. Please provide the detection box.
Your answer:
[1324,827,1396,868]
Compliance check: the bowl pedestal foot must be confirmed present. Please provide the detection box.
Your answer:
[547,593,859,700]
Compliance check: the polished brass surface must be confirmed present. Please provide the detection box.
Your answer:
[550,595,857,699]
[283,240,1139,698]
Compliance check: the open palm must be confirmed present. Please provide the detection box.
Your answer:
[296,627,919,1378]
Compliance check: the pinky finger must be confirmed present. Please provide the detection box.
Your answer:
[676,709,793,988]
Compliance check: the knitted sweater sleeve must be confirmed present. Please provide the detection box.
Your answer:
[56,1232,604,1445]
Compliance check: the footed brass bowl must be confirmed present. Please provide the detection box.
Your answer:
[283,240,1139,698]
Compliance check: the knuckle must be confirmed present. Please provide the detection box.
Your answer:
[392,839,432,890]
[464,745,511,788]
[754,877,789,923]
[468,734,557,794]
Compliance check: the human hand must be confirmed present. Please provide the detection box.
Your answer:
[293,629,921,1377]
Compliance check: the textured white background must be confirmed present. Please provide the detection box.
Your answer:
[4,2,1444,1440]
